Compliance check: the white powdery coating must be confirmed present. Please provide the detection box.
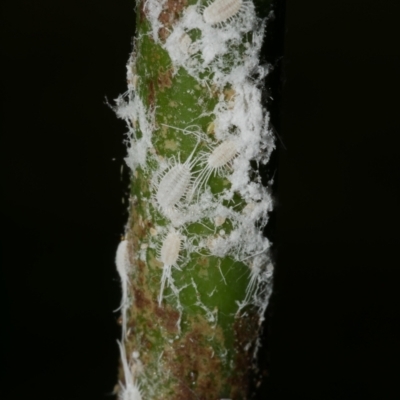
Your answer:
[203,0,243,25]
[157,186,224,228]
[207,220,270,261]
[116,94,154,171]
[119,0,275,317]
[213,80,272,160]
[120,385,142,400]
[144,0,166,43]
[164,4,257,76]
[160,231,181,266]
[162,0,275,315]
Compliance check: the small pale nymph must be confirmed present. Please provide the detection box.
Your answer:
[158,230,183,306]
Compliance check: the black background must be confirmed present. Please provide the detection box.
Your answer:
[1,1,399,399]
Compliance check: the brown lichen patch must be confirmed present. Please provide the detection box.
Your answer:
[157,68,173,91]
[138,0,146,24]
[131,214,149,245]
[148,80,155,108]
[154,304,180,334]
[229,311,261,399]
[134,286,152,310]
[125,200,148,272]
[162,318,226,400]
[136,259,146,276]
[158,0,188,41]
[125,315,137,339]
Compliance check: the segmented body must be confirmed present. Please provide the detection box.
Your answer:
[208,140,238,169]
[160,230,182,266]
[156,163,192,214]
[203,0,243,25]
[115,239,130,339]
[194,140,239,191]
[154,140,200,217]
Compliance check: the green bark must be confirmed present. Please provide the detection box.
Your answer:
[115,1,276,399]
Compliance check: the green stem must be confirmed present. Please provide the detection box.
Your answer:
[116,1,276,398]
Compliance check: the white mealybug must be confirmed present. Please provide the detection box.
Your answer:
[203,0,243,25]
[118,341,143,400]
[194,139,239,191]
[158,230,182,306]
[154,143,199,218]
[208,140,238,169]
[115,239,131,340]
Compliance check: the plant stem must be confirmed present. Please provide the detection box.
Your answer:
[115,1,277,398]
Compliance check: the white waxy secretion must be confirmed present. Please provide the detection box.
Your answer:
[118,341,143,400]
[203,0,243,25]
[158,230,182,306]
[120,384,142,400]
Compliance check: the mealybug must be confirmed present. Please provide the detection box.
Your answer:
[154,143,199,218]
[158,230,182,306]
[208,140,238,169]
[115,239,131,339]
[203,0,243,25]
[194,139,239,191]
